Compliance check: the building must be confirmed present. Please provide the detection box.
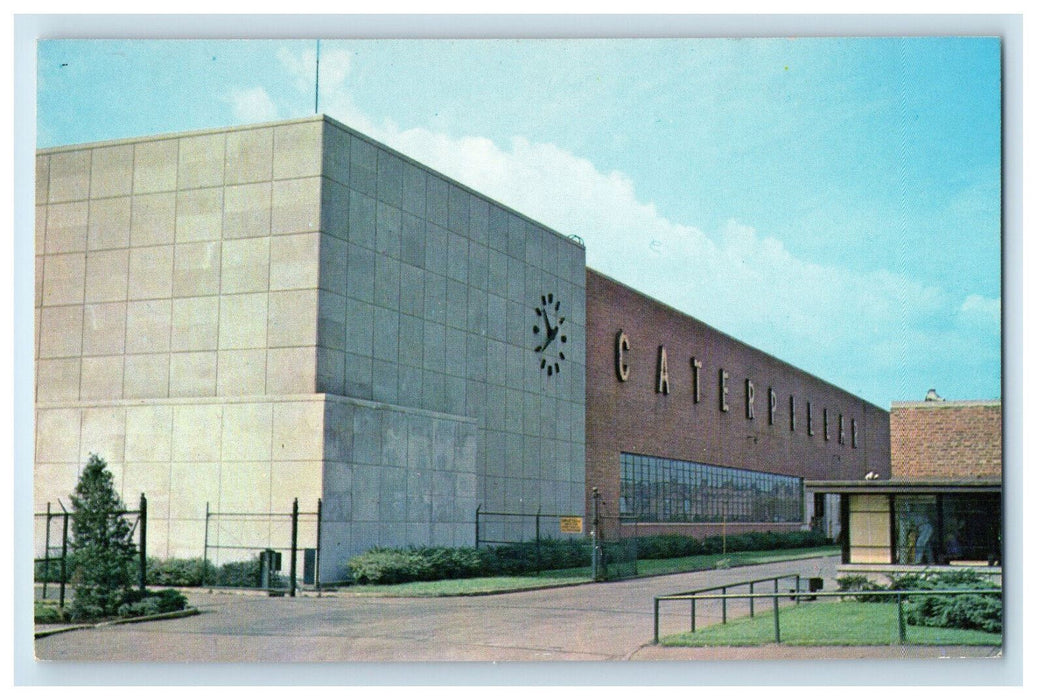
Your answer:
[585,269,891,540]
[809,396,1001,580]
[34,115,891,582]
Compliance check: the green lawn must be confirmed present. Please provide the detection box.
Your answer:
[660,601,1002,647]
[634,545,837,577]
[340,545,838,597]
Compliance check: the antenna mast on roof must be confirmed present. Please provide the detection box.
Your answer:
[314,39,320,115]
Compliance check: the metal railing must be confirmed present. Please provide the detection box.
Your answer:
[654,573,806,642]
[653,586,1002,644]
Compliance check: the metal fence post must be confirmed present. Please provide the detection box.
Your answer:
[139,493,148,592]
[290,498,299,597]
[722,586,728,624]
[203,502,211,585]
[772,578,780,643]
[315,498,323,596]
[59,509,69,609]
[591,488,601,581]
[795,574,800,606]
[43,502,52,600]
[749,581,755,618]
[897,592,906,643]
[654,598,660,644]
[535,507,541,573]
[690,597,696,632]
[773,593,781,643]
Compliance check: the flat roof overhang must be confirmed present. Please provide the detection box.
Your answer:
[805,478,1001,495]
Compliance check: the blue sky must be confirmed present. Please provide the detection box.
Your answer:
[35,37,1002,408]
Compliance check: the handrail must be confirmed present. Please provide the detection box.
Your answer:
[663,573,805,632]
[653,587,1001,644]
[676,573,805,596]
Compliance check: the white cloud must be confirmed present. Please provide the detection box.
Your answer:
[960,294,1001,327]
[318,47,352,90]
[264,49,988,401]
[225,87,278,123]
[373,126,947,367]
[277,45,358,122]
[276,47,317,96]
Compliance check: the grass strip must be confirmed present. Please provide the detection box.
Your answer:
[343,575,591,597]
[659,601,1002,647]
[635,545,838,577]
[341,545,839,597]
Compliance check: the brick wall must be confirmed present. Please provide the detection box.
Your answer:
[890,401,1002,479]
[585,269,892,524]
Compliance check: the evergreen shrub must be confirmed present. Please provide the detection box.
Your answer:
[68,454,138,621]
[893,570,1002,634]
[836,574,886,602]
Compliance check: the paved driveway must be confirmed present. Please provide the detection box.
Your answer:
[32,554,999,665]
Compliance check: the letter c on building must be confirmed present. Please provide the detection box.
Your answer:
[615,330,630,382]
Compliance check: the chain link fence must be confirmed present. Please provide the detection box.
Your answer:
[474,506,588,575]
[474,499,639,580]
[593,514,639,581]
[202,498,322,595]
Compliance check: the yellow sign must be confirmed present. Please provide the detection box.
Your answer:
[559,517,584,534]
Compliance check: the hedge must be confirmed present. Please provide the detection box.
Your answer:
[346,529,834,585]
[142,557,287,588]
[117,588,189,618]
[348,547,495,584]
[146,557,215,587]
[636,529,831,560]
[835,570,1001,633]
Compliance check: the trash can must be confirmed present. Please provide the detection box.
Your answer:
[259,549,282,593]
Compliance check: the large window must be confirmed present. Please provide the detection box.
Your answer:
[619,453,803,523]
[893,493,1001,566]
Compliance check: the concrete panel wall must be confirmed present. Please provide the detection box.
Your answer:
[36,115,587,578]
[319,396,478,581]
[34,396,325,562]
[35,119,326,572]
[35,120,323,404]
[316,118,587,526]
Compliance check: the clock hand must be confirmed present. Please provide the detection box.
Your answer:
[542,306,554,336]
[539,325,559,352]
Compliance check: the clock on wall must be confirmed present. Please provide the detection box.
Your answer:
[533,293,567,376]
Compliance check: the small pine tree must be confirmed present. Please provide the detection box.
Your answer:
[69,454,137,620]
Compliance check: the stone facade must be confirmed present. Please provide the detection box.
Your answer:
[35,115,587,581]
[889,400,1002,480]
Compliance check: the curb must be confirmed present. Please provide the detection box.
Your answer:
[34,607,200,639]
